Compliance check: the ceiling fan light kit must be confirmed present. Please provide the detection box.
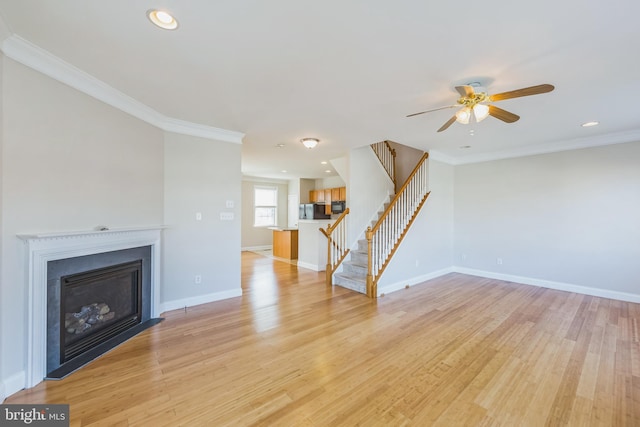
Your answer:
[455,107,471,124]
[408,82,555,132]
[473,104,490,122]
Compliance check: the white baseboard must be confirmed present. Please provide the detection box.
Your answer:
[453,266,640,303]
[377,267,454,296]
[241,245,272,252]
[159,288,243,314]
[297,261,324,272]
[376,266,640,303]
[2,371,26,401]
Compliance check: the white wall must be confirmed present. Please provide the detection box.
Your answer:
[347,146,395,246]
[1,57,164,395]
[454,141,640,300]
[315,176,346,189]
[240,177,288,249]
[378,159,454,293]
[162,133,242,309]
[299,178,315,204]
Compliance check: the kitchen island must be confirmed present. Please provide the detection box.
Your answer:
[271,228,298,259]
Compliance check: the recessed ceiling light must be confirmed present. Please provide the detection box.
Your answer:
[147,10,179,30]
[325,170,332,173]
[581,121,599,127]
[276,144,285,148]
[459,145,471,149]
[281,170,287,173]
[301,138,319,149]
[320,161,328,165]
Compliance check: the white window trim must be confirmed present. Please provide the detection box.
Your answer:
[253,185,278,227]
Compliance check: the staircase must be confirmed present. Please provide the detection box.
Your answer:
[328,144,431,297]
[333,199,392,294]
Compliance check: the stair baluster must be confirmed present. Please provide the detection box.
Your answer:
[366,153,430,297]
[319,208,350,286]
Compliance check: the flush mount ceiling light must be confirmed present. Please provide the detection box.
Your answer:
[147,9,179,30]
[301,138,319,149]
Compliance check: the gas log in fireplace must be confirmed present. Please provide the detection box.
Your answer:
[46,246,161,379]
[61,261,142,363]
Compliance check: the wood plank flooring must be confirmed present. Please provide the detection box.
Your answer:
[6,252,640,426]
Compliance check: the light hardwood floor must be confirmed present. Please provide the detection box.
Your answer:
[6,252,640,426]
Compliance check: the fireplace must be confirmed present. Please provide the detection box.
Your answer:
[46,245,158,379]
[60,260,142,363]
[19,227,163,387]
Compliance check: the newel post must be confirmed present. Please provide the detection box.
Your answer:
[365,227,374,298]
[325,224,333,286]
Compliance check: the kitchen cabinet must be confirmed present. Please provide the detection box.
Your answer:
[339,186,346,201]
[309,186,346,213]
[324,189,332,215]
[331,187,340,200]
[309,190,324,203]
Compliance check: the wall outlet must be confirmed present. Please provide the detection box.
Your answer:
[415,260,419,267]
[497,258,503,265]
[195,212,202,221]
[225,200,234,208]
[195,275,202,284]
[461,253,467,261]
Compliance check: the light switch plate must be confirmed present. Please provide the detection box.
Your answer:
[220,212,234,221]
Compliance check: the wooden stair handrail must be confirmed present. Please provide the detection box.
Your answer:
[371,152,429,234]
[366,152,430,297]
[366,191,430,296]
[319,208,350,236]
[319,208,350,286]
[371,140,397,191]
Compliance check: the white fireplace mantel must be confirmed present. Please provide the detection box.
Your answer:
[18,226,164,388]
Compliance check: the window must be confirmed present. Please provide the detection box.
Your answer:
[254,186,277,227]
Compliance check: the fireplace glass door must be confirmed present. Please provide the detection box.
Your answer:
[60,260,142,363]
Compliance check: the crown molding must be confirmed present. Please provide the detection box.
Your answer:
[426,150,456,165]
[161,117,244,143]
[451,129,640,165]
[429,129,640,166]
[1,35,244,144]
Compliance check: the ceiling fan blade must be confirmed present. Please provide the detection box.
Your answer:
[488,105,520,123]
[406,105,457,117]
[455,85,475,97]
[488,84,554,102]
[437,115,457,132]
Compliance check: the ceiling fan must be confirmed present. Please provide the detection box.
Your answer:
[407,82,555,132]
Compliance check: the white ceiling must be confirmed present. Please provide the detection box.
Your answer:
[1,1,639,179]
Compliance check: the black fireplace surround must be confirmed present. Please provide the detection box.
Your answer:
[46,246,161,379]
